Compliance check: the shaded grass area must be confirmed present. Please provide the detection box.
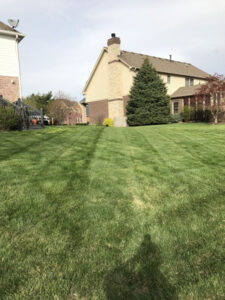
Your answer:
[0,124,224,299]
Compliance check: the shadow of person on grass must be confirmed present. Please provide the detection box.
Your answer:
[104,235,177,300]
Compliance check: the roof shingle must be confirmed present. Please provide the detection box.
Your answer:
[0,21,18,33]
[119,50,209,79]
[171,84,202,98]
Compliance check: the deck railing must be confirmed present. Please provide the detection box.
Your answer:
[0,96,44,130]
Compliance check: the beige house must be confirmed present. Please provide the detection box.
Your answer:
[83,34,209,125]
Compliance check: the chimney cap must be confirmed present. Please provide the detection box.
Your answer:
[107,34,120,46]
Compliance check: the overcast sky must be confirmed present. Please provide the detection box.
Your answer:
[1,0,225,100]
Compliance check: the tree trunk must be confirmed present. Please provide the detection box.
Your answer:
[214,115,218,124]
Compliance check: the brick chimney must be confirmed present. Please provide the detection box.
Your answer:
[107,33,121,62]
[107,33,124,122]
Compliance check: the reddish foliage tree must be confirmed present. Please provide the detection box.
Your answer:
[47,99,69,124]
[47,98,82,125]
[195,74,225,124]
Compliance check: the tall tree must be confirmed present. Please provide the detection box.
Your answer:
[195,74,225,124]
[126,59,171,126]
[22,92,53,114]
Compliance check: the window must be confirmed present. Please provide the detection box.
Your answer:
[86,104,89,116]
[185,77,189,87]
[167,75,171,84]
[185,77,194,86]
[173,102,179,114]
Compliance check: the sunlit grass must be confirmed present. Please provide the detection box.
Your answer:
[0,124,224,299]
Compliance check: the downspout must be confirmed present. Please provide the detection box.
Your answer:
[16,34,22,100]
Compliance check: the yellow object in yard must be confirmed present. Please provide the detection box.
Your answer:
[103,118,113,127]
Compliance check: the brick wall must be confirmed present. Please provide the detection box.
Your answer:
[88,99,108,124]
[0,75,20,102]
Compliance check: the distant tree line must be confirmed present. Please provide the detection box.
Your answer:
[22,91,53,114]
[22,91,81,125]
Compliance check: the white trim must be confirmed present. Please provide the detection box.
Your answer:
[0,30,25,42]
[82,47,107,95]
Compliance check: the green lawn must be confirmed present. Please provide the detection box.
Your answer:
[0,124,224,299]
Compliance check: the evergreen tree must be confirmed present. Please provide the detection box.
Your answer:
[23,92,53,114]
[126,59,171,126]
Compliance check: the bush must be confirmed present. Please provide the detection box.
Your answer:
[0,105,20,131]
[103,118,113,127]
[196,109,212,123]
[181,106,195,122]
[126,59,171,126]
[172,113,182,123]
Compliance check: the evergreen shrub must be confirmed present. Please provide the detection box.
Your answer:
[195,109,212,122]
[0,105,20,131]
[126,59,171,126]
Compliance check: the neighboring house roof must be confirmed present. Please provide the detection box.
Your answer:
[171,84,202,98]
[54,99,81,112]
[80,98,86,104]
[119,51,209,79]
[0,21,18,32]
[80,98,87,106]
[0,21,25,42]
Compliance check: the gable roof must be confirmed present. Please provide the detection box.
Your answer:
[83,47,107,93]
[171,84,202,98]
[83,47,209,95]
[119,50,209,79]
[0,21,25,42]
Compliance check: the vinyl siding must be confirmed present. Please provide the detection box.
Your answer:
[0,35,19,77]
